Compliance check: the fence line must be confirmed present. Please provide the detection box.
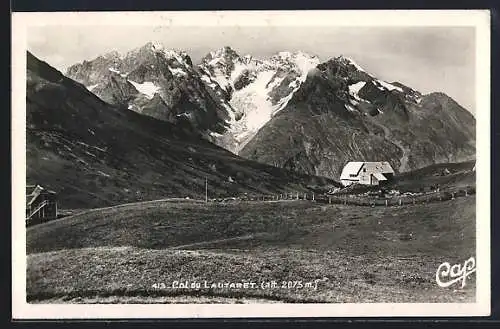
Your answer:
[215,185,475,207]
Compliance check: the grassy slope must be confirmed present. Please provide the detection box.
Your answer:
[27,197,475,303]
[391,161,475,191]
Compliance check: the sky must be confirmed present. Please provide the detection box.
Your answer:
[28,25,476,113]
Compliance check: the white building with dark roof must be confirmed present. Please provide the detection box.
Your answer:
[340,161,395,187]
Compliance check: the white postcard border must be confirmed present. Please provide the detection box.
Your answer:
[12,10,491,319]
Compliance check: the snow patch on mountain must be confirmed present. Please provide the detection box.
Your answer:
[343,56,366,72]
[347,81,369,104]
[164,50,191,69]
[176,112,194,119]
[276,51,319,75]
[212,73,232,92]
[230,63,248,82]
[208,56,223,66]
[151,41,164,52]
[272,87,298,116]
[345,104,357,112]
[169,67,187,77]
[209,131,224,138]
[288,78,300,89]
[128,80,160,99]
[222,103,236,122]
[349,81,366,95]
[200,74,219,89]
[230,70,276,132]
[377,80,403,92]
[87,84,99,92]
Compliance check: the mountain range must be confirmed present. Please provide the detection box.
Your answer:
[64,43,476,180]
[27,51,336,208]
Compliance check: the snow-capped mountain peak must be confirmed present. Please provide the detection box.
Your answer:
[270,51,320,72]
[102,50,122,60]
[66,42,232,137]
[151,41,165,52]
[335,55,367,72]
[203,46,241,62]
[196,49,321,152]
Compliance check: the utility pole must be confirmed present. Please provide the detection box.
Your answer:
[205,177,208,203]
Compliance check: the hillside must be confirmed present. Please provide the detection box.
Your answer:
[27,196,475,303]
[240,57,476,178]
[27,51,337,209]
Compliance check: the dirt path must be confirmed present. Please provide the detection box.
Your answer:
[32,198,206,229]
[169,233,271,250]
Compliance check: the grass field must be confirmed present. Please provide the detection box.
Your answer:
[26,195,476,303]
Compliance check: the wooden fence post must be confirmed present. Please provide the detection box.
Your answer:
[465,190,468,197]
[399,199,402,206]
[312,193,315,201]
[385,199,388,207]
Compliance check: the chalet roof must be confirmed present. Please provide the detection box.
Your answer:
[372,172,388,181]
[26,184,56,206]
[370,161,394,174]
[340,162,364,180]
[340,161,394,180]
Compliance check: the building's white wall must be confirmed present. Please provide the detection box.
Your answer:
[358,172,371,185]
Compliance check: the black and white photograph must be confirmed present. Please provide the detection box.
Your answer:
[12,10,490,318]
